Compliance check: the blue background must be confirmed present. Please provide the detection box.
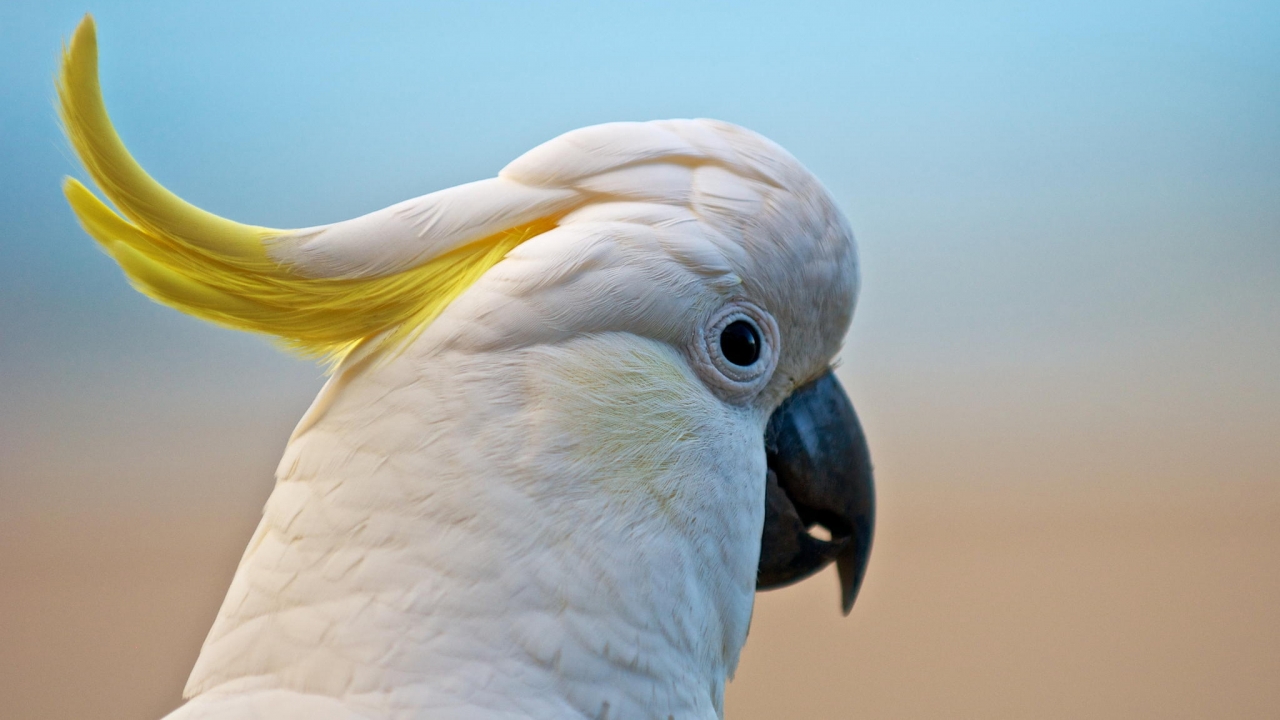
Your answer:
[2,1,1277,514]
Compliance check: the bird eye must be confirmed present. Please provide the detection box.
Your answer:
[720,320,761,366]
[692,301,780,403]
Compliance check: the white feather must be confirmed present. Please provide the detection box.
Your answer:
[499,121,705,186]
[264,119,816,282]
[572,161,694,204]
[268,178,581,279]
[164,118,859,720]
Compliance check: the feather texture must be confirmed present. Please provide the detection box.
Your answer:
[58,16,559,366]
[59,16,829,369]
[59,15,863,720]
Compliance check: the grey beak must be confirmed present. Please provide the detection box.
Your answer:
[757,369,875,615]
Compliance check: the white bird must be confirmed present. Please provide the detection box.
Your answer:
[59,15,874,720]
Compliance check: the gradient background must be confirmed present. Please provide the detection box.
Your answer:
[2,1,1278,718]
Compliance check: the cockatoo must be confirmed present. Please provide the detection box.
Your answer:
[58,16,874,720]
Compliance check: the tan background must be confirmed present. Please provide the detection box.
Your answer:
[5,482,1279,719]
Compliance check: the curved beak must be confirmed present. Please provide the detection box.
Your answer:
[757,370,875,615]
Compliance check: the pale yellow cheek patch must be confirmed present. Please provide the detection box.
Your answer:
[527,338,726,517]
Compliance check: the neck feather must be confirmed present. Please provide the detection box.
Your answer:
[181,335,765,719]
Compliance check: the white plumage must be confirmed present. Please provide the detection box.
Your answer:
[271,178,582,279]
[58,20,860,718]
[161,117,858,720]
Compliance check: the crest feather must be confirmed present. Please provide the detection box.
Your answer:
[58,15,555,366]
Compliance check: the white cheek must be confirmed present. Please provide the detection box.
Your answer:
[514,332,769,670]
[520,333,764,530]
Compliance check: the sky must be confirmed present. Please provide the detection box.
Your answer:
[1,0,1277,517]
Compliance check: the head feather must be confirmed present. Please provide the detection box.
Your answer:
[58,15,558,366]
[60,15,849,371]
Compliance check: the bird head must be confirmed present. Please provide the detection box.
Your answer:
[59,14,873,714]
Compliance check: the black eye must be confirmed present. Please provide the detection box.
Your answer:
[720,320,761,366]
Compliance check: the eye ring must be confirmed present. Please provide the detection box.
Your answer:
[693,300,780,403]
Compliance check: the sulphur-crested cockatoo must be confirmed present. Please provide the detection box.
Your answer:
[59,16,874,720]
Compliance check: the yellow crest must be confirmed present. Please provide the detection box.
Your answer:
[59,16,553,366]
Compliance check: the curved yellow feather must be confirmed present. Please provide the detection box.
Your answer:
[58,16,274,262]
[58,15,552,366]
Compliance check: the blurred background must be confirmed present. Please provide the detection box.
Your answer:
[2,1,1277,718]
